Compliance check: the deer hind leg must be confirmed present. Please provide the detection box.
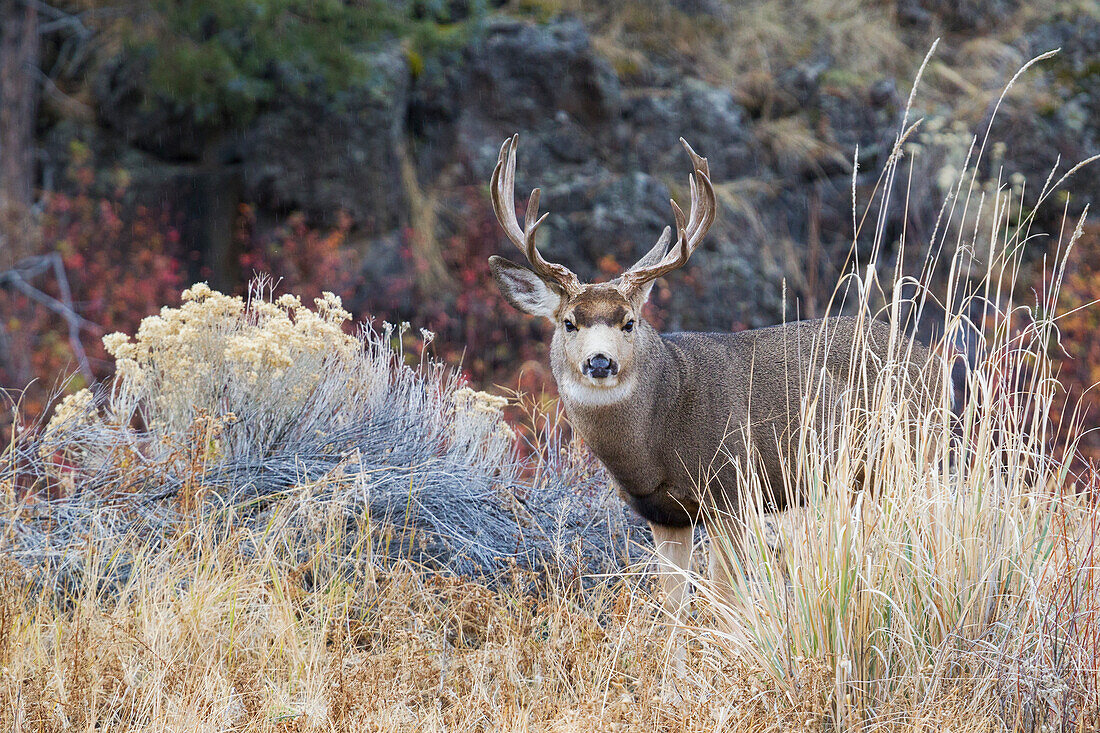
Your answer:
[649,521,693,681]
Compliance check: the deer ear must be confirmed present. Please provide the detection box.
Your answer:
[620,227,672,306]
[489,255,563,319]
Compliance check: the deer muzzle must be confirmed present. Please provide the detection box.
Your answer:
[582,353,619,380]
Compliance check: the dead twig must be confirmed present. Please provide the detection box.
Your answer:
[0,253,97,383]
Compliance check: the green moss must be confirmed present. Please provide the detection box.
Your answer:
[819,68,870,91]
[610,55,642,78]
[405,48,425,79]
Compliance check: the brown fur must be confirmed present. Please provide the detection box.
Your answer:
[563,289,631,328]
[555,315,938,528]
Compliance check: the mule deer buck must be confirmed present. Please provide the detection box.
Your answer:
[487,134,939,632]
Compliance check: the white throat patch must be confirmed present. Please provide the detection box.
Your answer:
[559,373,637,407]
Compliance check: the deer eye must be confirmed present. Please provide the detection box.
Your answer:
[622,319,635,333]
[563,319,577,332]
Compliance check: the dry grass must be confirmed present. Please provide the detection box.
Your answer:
[0,507,1008,732]
[2,48,1099,733]
[519,0,907,82]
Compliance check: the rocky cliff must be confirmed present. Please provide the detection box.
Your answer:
[45,2,1100,337]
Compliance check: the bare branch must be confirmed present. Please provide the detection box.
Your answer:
[50,253,94,383]
[0,254,98,383]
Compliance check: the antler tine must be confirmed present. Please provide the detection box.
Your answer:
[686,173,699,233]
[680,138,714,243]
[489,134,580,294]
[619,139,717,294]
[680,137,710,179]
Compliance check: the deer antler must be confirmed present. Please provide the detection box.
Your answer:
[490,135,582,296]
[619,138,717,295]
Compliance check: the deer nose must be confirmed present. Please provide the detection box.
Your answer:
[583,353,618,379]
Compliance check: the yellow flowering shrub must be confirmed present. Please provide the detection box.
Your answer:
[449,387,517,465]
[39,388,98,463]
[33,279,524,511]
[101,283,369,456]
[43,389,96,435]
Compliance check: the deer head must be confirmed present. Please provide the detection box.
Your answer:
[488,134,716,405]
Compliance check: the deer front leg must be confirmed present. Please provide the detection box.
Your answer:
[650,521,693,619]
[649,521,693,684]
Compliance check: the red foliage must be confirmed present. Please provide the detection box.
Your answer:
[0,147,184,429]
[237,206,358,305]
[1049,222,1100,477]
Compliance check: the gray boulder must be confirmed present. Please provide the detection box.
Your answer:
[624,77,759,180]
[466,17,622,129]
[895,0,1024,33]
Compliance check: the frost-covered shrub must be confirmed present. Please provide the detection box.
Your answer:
[6,281,642,584]
[449,387,516,466]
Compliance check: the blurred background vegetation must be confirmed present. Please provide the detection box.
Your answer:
[0,0,1097,454]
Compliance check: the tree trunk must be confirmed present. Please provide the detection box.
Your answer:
[0,0,39,268]
[196,164,242,292]
[177,136,242,292]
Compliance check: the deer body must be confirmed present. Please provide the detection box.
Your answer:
[559,313,930,527]
[485,135,937,658]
